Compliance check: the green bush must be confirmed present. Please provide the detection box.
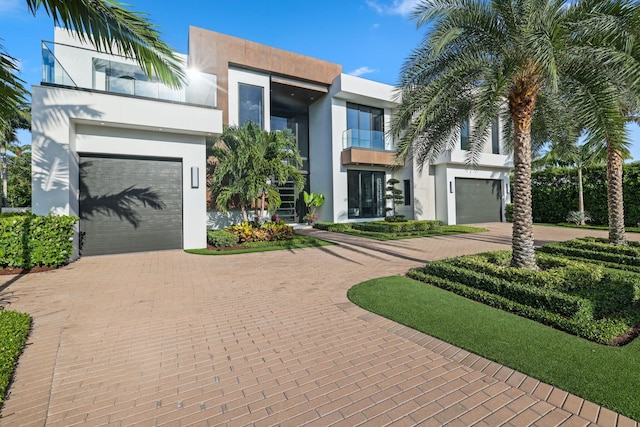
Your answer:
[0,214,78,268]
[313,222,353,232]
[531,162,640,226]
[407,268,633,343]
[539,239,640,268]
[351,220,442,233]
[0,310,31,405]
[226,221,293,243]
[207,230,238,248]
[384,215,406,222]
[0,212,30,218]
[505,203,513,222]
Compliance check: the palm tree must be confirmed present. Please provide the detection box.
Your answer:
[209,122,304,223]
[1,0,185,119]
[1,107,30,208]
[391,0,640,269]
[534,141,613,224]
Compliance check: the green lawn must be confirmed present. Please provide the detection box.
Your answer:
[348,276,640,421]
[0,310,31,406]
[330,225,486,241]
[185,234,333,255]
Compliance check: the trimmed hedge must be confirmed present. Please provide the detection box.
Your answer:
[531,162,640,226]
[539,238,640,268]
[409,248,640,343]
[351,220,443,233]
[207,230,238,248]
[407,268,634,344]
[0,310,31,405]
[0,214,77,268]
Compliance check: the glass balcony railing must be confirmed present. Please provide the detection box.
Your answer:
[342,129,392,151]
[42,41,217,108]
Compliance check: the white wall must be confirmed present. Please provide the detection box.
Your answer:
[32,84,223,253]
[227,67,271,129]
[308,94,334,222]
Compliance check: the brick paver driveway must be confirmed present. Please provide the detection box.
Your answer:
[1,223,638,426]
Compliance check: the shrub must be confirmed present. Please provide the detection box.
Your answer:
[505,203,513,222]
[313,222,352,232]
[0,310,31,405]
[566,211,591,225]
[207,230,238,248]
[384,215,406,222]
[0,214,77,268]
[226,221,293,243]
[352,220,442,233]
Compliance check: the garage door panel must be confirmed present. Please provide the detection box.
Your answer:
[79,155,183,256]
[455,178,502,224]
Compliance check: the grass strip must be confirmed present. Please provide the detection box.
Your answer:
[0,310,31,405]
[339,225,486,241]
[348,276,640,421]
[185,235,333,255]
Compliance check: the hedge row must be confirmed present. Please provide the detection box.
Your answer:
[407,268,634,344]
[0,214,77,268]
[0,310,31,405]
[530,162,640,226]
[351,220,442,233]
[423,260,595,321]
[540,240,640,268]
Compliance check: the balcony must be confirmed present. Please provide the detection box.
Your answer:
[41,41,217,108]
[341,129,403,167]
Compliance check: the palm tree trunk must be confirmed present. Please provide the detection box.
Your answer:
[509,88,537,269]
[1,142,6,210]
[577,167,584,225]
[607,143,626,245]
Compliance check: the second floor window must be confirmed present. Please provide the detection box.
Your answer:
[491,117,500,154]
[347,103,384,150]
[239,83,264,128]
[460,119,470,150]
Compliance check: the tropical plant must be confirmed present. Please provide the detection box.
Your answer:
[1,0,184,124]
[534,141,623,225]
[303,191,325,224]
[566,210,592,226]
[384,178,405,222]
[209,122,304,222]
[391,0,640,269]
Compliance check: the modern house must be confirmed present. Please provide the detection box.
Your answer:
[32,26,512,256]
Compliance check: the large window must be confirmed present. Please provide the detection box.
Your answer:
[460,119,470,150]
[239,83,263,128]
[491,117,500,154]
[346,103,384,150]
[348,170,385,219]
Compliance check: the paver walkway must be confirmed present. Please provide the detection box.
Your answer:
[1,223,638,426]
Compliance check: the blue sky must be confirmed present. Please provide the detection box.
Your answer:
[1,0,639,159]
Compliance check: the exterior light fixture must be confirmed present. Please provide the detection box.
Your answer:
[191,167,199,188]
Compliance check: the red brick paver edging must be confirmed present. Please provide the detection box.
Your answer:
[1,223,637,426]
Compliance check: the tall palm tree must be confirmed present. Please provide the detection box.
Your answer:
[209,122,304,222]
[391,0,640,269]
[1,0,185,120]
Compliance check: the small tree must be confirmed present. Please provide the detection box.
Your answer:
[384,178,405,222]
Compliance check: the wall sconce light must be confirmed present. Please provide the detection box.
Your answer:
[191,166,199,188]
[449,181,454,193]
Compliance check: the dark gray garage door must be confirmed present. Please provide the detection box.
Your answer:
[79,154,183,256]
[455,178,502,224]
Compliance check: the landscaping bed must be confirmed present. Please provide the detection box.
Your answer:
[313,220,486,240]
[348,276,640,421]
[187,233,333,255]
[407,248,640,345]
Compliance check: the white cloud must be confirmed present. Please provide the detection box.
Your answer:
[348,66,377,77]
[0,0,22,15]
[366,0,421,16]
